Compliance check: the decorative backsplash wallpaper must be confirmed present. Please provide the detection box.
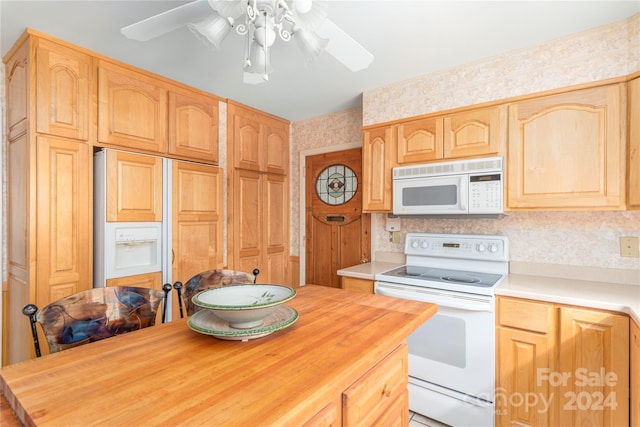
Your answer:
[290,14,640,274]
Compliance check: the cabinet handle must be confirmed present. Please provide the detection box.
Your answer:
[382,384,391,397]
[172,249,175,264]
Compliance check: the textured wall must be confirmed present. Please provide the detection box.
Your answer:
[290,14,640,273]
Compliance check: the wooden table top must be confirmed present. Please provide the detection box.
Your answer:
[1,285,436,426]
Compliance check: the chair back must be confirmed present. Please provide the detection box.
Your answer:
[30,286,165,354]
[176,269,259,317]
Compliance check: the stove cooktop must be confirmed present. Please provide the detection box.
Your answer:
[380,265,503,288]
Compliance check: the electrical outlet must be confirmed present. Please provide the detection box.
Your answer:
[620,237,640,258]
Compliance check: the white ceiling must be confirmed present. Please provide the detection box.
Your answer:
[2,1,639,122]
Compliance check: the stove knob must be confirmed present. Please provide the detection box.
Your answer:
[421,241,429,249]
[411,240,419,248]
[489,244,498,253]
[477,244,486,252]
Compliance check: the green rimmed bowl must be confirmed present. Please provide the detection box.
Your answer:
[192,284,296,329]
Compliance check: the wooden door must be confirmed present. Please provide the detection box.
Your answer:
[233,169,263,275]
[443,105,506,159]
[507,84,624,209]
[263,173,288,284]
[362,127,393,212]
[171,161,223,288]
[168,88,219,164]
[35,38,90,141]
[106,150,163,222]
[305,149,370,287]
[396,117,442,164]
[558,307,629,426]
[97,60,167,153]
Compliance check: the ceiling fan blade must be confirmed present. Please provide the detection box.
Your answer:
[121,0,213,41]
[317,19,374,72]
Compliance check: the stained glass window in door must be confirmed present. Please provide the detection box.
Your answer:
[315,164,358,205]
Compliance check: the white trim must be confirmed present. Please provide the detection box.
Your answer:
[298,142,362,286]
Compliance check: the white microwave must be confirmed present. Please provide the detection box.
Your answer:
[392,156,504,216]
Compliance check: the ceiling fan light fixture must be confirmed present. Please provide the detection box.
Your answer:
[188,14,233,49]
[293,25,328,64]
[245,41,273,75]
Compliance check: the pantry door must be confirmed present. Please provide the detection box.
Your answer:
[305,148,370,288]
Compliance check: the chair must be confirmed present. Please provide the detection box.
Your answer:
[22,286,169,357]
[173,268,260,318]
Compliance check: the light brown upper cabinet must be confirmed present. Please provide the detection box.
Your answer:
[396,117,442,164]
[227,101,289,175]
[105,150,163,222]
[168,87,219,164]
[4,32,92,364]
[97,59,168,154]
[362,126,394,212]
[628,77,640,209]
[35,38,90,141]
[396,105,506,165]
[508,83,625,210]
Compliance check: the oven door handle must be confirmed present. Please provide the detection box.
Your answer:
[375,283,492,312]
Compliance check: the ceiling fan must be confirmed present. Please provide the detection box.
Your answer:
[121,0,374,84]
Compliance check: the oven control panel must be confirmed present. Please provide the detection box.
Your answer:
[404,233,508,262]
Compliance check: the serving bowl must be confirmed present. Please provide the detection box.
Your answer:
[191,284,296,329]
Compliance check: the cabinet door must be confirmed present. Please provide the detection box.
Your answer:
[168,88,219,164]
[558,307,629,426]
[171,161,223,289]
[629,77,640,208]
[97,60,167,153]
[106,150,163,222]
[631,318,640,427]
[341,277,374,294]
[229,104,262,171]
[263,173,288,284]
[36,39,90,141]
[362,126,393,212]
[396,117,442,164]
[233,169,263,274]
[507,84,624,209]
[263,118,289,175]
[443,105,506,159]
[36,136,91,309]
[497,327,554,426]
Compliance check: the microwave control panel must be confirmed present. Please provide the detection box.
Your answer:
[469,173,502,213]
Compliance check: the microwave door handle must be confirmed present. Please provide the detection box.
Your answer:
[459,178,469,212]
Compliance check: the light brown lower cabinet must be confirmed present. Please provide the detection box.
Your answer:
[341,277,374,294]
[497,297,629,427]
[301,344,409,427]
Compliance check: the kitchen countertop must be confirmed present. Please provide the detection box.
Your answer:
[337,261,403,279]
[0,285,436,426]
[337,262,640,323]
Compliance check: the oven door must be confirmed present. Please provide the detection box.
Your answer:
[393,174,468,215]
[375,281,495,399]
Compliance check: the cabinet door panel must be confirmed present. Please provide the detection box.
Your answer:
[631,319,640,427]
[362,127,393,212]
[444,105,505,159]
[6,42,29,141]
[168,89,219,163]
[36,39,90,140]
[508,84,624,209]
[235,169,262,259]
[264,120,288,175]
[558,307,629,426]
[36,136,91,309]
[172,161,223,287]
[231,108,262,171]
[98,61,167,153]
[396,117,442,164]
[497,327,553,426]
[106,150,163,222]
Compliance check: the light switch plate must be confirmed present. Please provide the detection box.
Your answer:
[620,237,640,258]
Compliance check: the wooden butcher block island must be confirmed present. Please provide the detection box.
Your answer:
[0,285,436,426]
